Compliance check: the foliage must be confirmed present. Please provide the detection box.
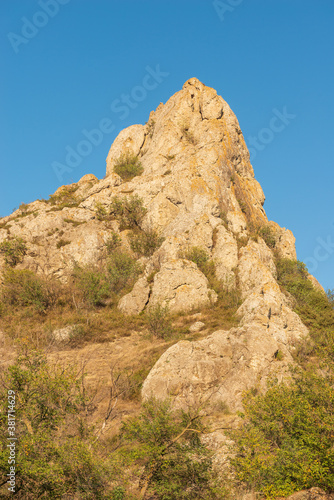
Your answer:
[276,258,334,364]
[129,229,164,257]
[73,264,112,307]
[107,250,142,294]
[230,370,334,498]
[119,398,222,499]
[105,231,122,254]
[56,238,71,249]
[95,202,108,221]
[257,225,276,249]
[230,258,334,497]
[146,303,172,338]
[48,184,80,209]
[113,153,144,181]
[73,250,141,307]
[0,237,27,267]
[0,268,59,312]
[182,246,223,294]
[184,246,209,269]
[110,195,147,230]
[0,348,111,498]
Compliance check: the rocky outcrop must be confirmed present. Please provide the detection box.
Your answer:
[1,77,326,497]
[148,259,217,314]
[0,77,318,412]
[142,325,294,412]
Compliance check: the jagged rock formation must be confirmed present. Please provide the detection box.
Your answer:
[0,78,313,412]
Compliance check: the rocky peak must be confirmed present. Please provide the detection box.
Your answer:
[106,77,267,234]
[0,78,314,412]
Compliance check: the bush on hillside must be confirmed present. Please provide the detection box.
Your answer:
[113,152,143,181]
[129,228,164,257]
[110,195,147,230]
[230,258,334,497]
[118,398,225,499]
[0,349,112,498]
[230,370,334,498]
[0,237,27,267]
[1,268,59,312]
[73,250,142,307]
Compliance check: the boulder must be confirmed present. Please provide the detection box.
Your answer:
[148,259,217,314]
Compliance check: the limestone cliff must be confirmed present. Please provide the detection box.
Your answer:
[0,78,314,410]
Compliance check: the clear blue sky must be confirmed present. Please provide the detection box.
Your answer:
[1,0,333,289]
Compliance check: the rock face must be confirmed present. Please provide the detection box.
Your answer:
[148,259,217,313]
[0,77,316,412]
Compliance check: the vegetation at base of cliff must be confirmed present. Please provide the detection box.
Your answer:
[230,369,334,498]
[115,398,226,499]
[73,250,142,307]
[146,303,173,338]
[0,348,226,499]
[113,152,144,181]
[0,348,111,499]
[1,268,60,313]
[229,258,334,498]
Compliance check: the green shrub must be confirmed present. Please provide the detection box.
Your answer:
[110,195,147,230]
[129,228,164,257]
[257,225,276,249]
[113,152,143,181]
[119,398,223,499]
[0,237,27,267]
[146,303,172,338]
[276,258,334,364]
[95,202,108,221]
[230,258,334,497]
[230,370,334,498]
[73,265,112,307]
[184,246,209,268]
[183,246,221,290]
[0,349,112,498]
[1,268,58,312]
[73,249,141,307]
[107,251,142,294]
[105,231,122,254]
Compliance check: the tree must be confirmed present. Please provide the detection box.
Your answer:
[118,398,223,500]
[0,347,111,498]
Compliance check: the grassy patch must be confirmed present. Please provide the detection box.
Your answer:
[56,239,71,249]
[0,268,60,313]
